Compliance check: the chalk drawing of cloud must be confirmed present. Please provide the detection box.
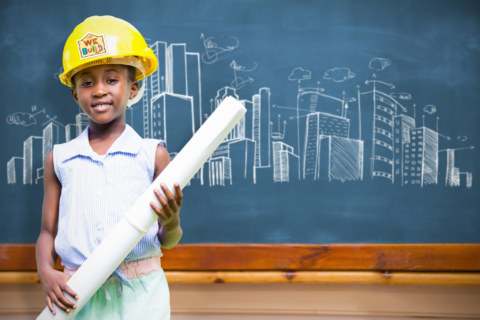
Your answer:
[288,67,312,81]
[6,112,36,126]
[369,57,391,71]
[423,104,437,115]
[323,67,356,82]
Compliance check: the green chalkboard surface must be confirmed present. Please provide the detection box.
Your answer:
[1,0,479,244]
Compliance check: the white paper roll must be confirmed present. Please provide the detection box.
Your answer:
[37,96,246,319]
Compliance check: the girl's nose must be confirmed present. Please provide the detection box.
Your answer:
[93,83,107,97]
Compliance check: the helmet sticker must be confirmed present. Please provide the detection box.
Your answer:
[77,33,108,60]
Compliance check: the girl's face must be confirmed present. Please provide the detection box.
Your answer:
[71,64,138,127]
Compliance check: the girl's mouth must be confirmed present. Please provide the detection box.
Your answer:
[92,102,113,111]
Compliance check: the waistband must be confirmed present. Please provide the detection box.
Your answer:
[63,255,162,280]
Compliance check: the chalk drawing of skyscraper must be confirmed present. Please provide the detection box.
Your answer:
[303,112,350,180]
[358,79,408,182]
[7,157,23,184]
[393,115,415,185]
[23,136,42,185]
[145,41,202,152]
[252,88,271,169]
[151,93,194,153]
[403,127,438,187]
[317,135,364,182]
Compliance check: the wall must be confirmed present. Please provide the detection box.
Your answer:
[1,282,480,319]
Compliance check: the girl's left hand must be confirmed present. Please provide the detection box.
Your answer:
[150,183,183,228]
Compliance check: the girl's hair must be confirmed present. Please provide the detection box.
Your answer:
[70,65,137,87]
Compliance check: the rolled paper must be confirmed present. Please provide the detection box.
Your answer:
[37,96,246,319]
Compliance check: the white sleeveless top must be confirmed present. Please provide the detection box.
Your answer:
[53,125,165,269]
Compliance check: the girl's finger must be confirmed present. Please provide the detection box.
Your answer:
[50,291,69,313]
[150,201,167,220]
[160,184,176,202]
[153,189,171,212]
[55,286,76,310]
[174,184,183,206]
[46,296,56,315]
[62,283,79,301]
[156,190,173,216]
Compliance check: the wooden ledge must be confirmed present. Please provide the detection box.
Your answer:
[1,271,480,286]
[2,243,480,271]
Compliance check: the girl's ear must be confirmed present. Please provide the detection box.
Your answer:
[71,87,79,104]
[129,81,139,100]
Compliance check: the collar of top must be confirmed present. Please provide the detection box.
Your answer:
[61,124,141,162]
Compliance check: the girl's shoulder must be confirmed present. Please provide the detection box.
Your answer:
[140,138,166,152]
[53,131,89,163]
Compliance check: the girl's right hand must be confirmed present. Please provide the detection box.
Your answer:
[38,268,78,315]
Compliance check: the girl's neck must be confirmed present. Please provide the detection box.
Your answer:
[88,120,126,155]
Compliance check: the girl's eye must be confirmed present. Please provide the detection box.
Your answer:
[81,81,93,87]
[107,78,118,84]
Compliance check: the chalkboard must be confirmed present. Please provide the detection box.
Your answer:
[1,0,479,244]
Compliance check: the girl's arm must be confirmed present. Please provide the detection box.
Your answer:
[151,145,183,249]
[36,151,78,315]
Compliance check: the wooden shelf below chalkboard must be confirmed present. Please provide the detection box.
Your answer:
[1,243,479,272]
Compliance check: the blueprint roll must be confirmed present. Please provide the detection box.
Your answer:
[37,96,246,319]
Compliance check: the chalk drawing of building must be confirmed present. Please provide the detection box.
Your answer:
[440,146,474,188]
[229,139,256,184]
[241,99,254,141]
[252,88,271,168]
[296,87,346,177]
[144,41,167,138]
[358,79,408,182]
[445,149,460,187]
[393,115,416,185]
[207,91,257,186]
[209,156,232,186]
[151,93,194,154]
[65,123,77,142]
[187,52,203,131]
[317,135,364,182]
[7,157,23,184]
[23,136,43,185]
[144,41,202,150]
[273,141,299,183]
[303,112,350,180]
[42,122,63,165]
[402,127,438,187]
[5,43,475,190]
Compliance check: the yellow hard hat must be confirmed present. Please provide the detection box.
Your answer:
[59,15,158,87]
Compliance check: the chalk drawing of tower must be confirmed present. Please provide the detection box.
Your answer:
[146,41,202,154]
[252,88,271,168]
[358,79,408,182]
[303,112,350,180]
[402,127,439,187]
[393,114,415,185]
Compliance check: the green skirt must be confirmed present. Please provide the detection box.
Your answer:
[73,269,170,320]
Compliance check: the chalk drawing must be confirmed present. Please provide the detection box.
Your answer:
[369,57,391,71]
[230,60,256,90]
[323,67,356,83]
[200,33,239,64]
[423,104,437,115]
[5,37,475,189]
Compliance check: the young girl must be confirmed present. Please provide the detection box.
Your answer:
[36,16,182,319]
